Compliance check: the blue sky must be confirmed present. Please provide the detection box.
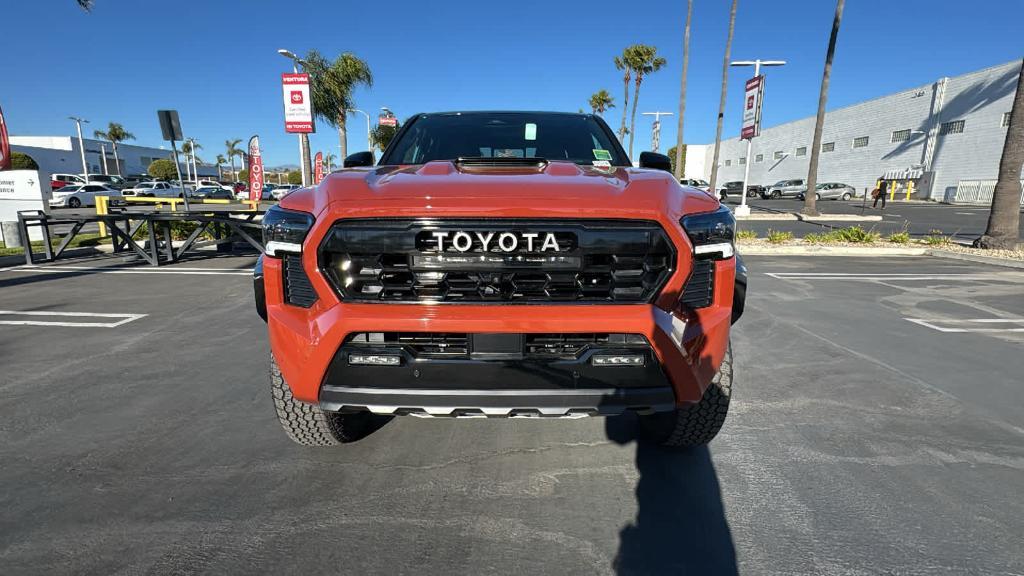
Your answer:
[4,0,1021,168]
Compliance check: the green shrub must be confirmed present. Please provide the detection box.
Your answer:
[736,229,757,240]
[888,231,911,244]
[803,232,831,243]
[10,152,39,170]
[923,229,952,245]
[287,170,303,185]
[147,158,178,181]
[831,226,880,243]
[766,229,794,244]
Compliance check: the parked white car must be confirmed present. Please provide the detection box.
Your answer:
[122,181,185,198]
[271,184,301,200]
[50,184,123,208]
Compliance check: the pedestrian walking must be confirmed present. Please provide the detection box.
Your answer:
[873,179,888,209]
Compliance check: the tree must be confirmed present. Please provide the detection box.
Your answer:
[215,154,227,180]
[147,158,177,181]
[224,139,242,180]
[303,50,373,161]
[614,54,631,142]
[324,153,337,172]
[802,0,845,217]
[673,0,694,180]
[708,0,739,192]
[10,152,38,170]
[589,90,615,115]
[237,168,249,183]
[370,123,400,152]
[667,145,687,177]
[976,59,1024,250]
[623,44,667,161]
[287,170,303,185]
[92,122,134,176]
[76,0,92,10]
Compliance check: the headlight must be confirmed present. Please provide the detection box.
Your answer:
[680,205,735,260]
[262,205,314,257]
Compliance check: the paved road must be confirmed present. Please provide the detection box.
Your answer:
[1,254,1022,575]
[725,196,1024,242]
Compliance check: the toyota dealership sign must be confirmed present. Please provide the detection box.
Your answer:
[282,73,315,133]
[741,75,764,140]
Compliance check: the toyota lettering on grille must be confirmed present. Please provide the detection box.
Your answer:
[416,231,577,253]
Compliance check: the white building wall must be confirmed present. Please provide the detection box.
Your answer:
[10,137,217,178]
[683,144,709,180]
[705,60,1021,200]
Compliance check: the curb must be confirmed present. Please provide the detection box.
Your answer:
[736,212,882,222]
[738,245,927,256]
[926,249,1024,270]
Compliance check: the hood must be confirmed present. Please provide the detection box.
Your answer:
[295,160,719,220]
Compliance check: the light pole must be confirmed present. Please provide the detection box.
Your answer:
[277,48,312,186]
[186,137,200,185]
[729,59,785,216]
[348,109,371,157]
[641,112,673,154]
[69,116,89,183]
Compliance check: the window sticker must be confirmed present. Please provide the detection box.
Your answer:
[524,123,537,141]
[592,160,612,170]
[593,149,612,161]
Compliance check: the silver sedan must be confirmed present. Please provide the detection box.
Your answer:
[798,182,858,201]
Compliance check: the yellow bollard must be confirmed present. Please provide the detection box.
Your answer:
[95,195,109,237]
[906,180,914,200]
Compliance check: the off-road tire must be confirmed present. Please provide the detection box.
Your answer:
[270,355,385,446]
[639,344,733,448]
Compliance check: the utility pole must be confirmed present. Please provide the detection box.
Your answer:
[278,49,313,186]
[729,59,786,216]
[673,0,693,180]
[349,109,372,158]
[641,112,673,153]
[69,116,89,182]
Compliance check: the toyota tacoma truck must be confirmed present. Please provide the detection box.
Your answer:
[255,111,746,448]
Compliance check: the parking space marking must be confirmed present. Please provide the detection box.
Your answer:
[905,318,1024,333]
[0,310,147,328]
[765,272,1001,281]
[2,265,251,276]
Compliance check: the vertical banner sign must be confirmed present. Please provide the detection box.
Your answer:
[248,135,263,203]
[314,151,324,184]
[281,73,315,133]
[741,75,765,140]
[0,105,11,171]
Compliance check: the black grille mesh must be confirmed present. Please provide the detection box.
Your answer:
[282,254,317,307]
[679,259,715,309]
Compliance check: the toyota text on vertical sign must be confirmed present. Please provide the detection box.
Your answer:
[282,73,314,134]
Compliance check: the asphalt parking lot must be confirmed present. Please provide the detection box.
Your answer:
[1,254,1023,575]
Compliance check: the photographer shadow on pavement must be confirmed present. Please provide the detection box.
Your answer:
[605,413,738,575]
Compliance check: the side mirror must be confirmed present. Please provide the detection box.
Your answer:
[343,151,375,168]
[639,151,672,173]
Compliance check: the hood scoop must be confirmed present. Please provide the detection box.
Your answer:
[455,156,548,168]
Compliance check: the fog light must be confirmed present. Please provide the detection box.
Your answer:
[592,355,645,366]
[348,354,401,366]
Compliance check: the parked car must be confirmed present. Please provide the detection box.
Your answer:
[51,173,85,190]
[49,184,123,208]
[86,174,126,189]
[122,181,185,198]
[271,184,301,200]
[679,178,710,191]
[187,186,234,201]
[763,178,806,199]
[123,174,151,186]
[798,182,858,201]
[193,179,233,191]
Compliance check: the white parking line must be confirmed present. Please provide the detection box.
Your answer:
[0,310,148,328]
[905,318,1024,333]
[765,272,999,281]
[2,265,250,276]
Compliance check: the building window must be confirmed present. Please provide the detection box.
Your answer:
[725,159,731,166]
[739,157,746,165]
[852,136,869,148]
[940,120,965,135]
[890,129,911,143]
[821,142,835,153]
[1002,112,1011,127]
[795,146,807,157]
[755,154,764,163]
[773,151,784,160]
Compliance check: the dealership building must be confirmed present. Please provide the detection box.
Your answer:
[10,136,218,179]
[685,59,1021,202]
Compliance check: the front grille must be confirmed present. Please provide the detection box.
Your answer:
[319,219,675,303]
[346,332,649,360]
[282,254,317,307]
[680,259,715,309]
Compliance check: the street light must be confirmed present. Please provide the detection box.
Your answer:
[278,48,312,186]
[730,59,786,216]
[348,109,371,158]
[68,116,89,183]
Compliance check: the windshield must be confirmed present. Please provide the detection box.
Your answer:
[381,112,629,166]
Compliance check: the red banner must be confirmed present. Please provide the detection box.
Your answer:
[314,151,324,184]
[247,135,263,203]
[0,104,11,171]
[281,73,315,134]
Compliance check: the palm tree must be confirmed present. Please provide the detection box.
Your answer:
[624,44,667,161]
[673,0,694,180]
[614,54,631,142]
[802,0,845,217]
[225,139,242,181]
[303,50,373,160]
[589,90,615,115]
[182,139,203,182]
[976,59,1024,250]
[92,122,134,176]
[215,154,227,181]
[708,0,739,191]
[76,0,93,10]
[324,153,337,172]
